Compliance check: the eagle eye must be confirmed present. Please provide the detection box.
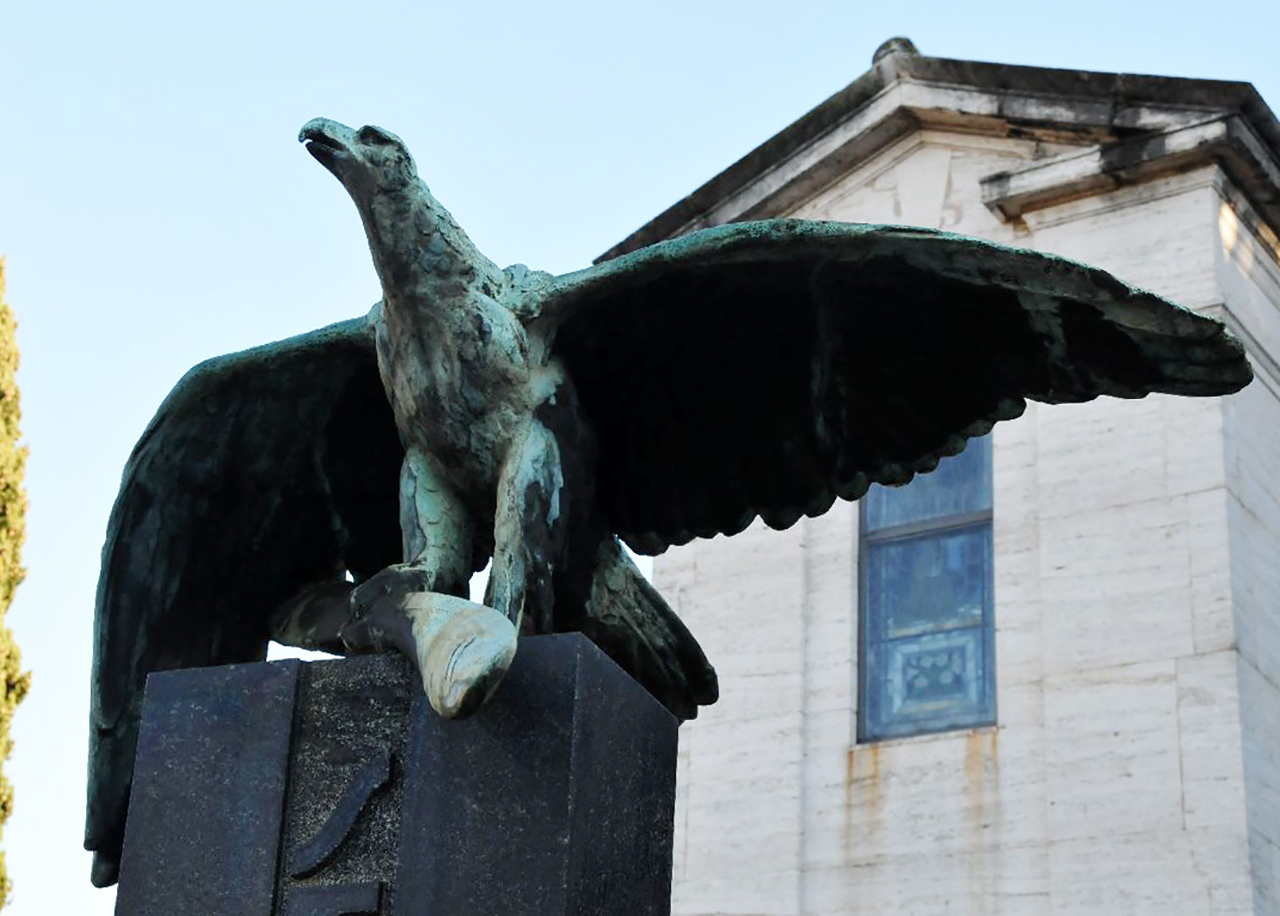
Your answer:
[357,125,397,147]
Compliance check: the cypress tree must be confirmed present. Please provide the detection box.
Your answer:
[0,261,31,905]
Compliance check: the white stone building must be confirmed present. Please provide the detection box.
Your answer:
[602,40,1280,915]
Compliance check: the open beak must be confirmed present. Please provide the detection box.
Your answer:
[299,118,358,177]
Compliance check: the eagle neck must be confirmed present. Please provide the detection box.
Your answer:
[362,178,504,328]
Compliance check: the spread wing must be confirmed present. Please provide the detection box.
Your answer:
[86,313,403,885]
[541,220,1252,554]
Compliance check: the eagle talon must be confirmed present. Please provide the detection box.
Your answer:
[340,586,517,718]
[401,593,518,719]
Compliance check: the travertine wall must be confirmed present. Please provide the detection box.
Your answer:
[660,133,1275,914]
[1219,192,1280,916]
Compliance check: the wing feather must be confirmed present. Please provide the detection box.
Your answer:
[542,220,1251,554]
[86,314,403,885]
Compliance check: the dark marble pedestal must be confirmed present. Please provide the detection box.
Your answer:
[114,635,678,916]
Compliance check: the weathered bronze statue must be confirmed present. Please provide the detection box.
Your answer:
[85,118,1252,885]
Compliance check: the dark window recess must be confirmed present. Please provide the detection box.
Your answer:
[858,434,995,741]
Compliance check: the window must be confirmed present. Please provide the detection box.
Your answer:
[858,434,995,741]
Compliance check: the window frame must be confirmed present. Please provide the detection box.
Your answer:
[856,448,996,743]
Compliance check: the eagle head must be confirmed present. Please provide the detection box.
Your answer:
[299,118,417,204]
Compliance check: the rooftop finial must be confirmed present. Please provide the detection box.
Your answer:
[873,37,919,65]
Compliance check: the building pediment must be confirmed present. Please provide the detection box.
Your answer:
[600,39,1280,260]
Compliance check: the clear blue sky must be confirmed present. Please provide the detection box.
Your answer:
[1,1,1276,912]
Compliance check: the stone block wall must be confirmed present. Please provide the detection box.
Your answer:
[1219,188,1280,915]
[660,134,1272,914]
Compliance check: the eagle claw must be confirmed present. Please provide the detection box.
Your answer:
[341,587,517,719]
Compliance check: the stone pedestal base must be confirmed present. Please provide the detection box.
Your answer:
[115,635,678,916]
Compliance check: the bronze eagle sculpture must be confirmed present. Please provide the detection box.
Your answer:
[86,118,1253,885]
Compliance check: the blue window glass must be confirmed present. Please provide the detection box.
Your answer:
[864,435,992,533]
[858,435,995,741]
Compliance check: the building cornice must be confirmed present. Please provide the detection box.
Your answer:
[982,115,1280,224]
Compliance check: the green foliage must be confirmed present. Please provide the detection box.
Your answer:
[0,261,30,906]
